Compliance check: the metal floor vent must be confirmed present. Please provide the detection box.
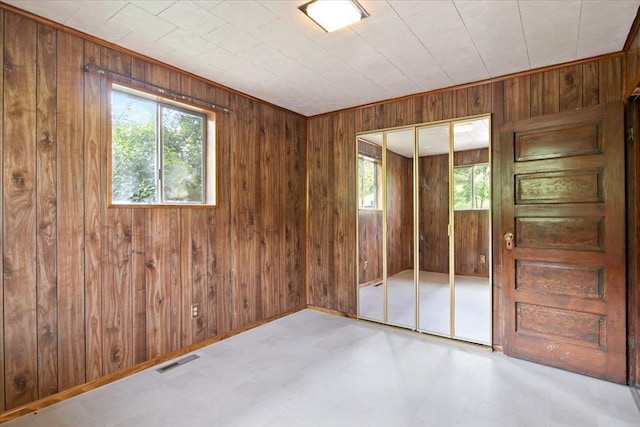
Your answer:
[156,354,200,373]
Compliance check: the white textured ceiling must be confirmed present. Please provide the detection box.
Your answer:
[6,0,640,116]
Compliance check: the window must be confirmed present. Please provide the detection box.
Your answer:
[358,155,380,209]
[110,83,215,205]
[453,164,490,210]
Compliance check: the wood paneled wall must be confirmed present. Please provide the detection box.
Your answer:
[0,9,306,412]
[386,150,414,277]
[418,148,490,277]
[307,54,623,348]
[418,153,449,273]
[358,210,382,285]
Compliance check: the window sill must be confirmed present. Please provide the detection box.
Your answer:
[109,203,217,209]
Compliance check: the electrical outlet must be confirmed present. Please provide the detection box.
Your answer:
[480,254,486,264]
[364,260,368,270]
[191,304,199,319]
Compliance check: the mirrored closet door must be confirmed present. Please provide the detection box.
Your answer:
[357,116,492,346]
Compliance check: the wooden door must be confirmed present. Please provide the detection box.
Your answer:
[500,102,626,383]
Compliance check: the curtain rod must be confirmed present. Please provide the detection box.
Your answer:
[83,63,233,114]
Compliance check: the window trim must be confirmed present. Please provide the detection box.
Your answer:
[107,80,217,208]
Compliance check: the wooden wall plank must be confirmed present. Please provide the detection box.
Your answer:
[56,28,85,392]
[131,208,147,365]
[130,57,147,365]
[335,111,356,312]
[559,65,582,111]
[418,154,449,274]
[387,151,413,277]
[83,40,103,383]
[36,22,58,399]
[582,61,600,107]
[145,210,171,359]
[260,108,278,318]
[196,81,219,340]
[101,47,133,376]
[442,90,454,120]
[231,96,259,327]
[454,88,468,118]
[542,70,560,115]
[530,73,544,117]
[169,206,181,352]
[3,13,38,409]
[179,211,193,347]
[214,87,233,335]
[601,56,623,104]
[191,209,208,343]
[504,76,531,121]
[0,9,5,413]
[468,84,492,116]
[308,116,331,308]
[284,114,306,311]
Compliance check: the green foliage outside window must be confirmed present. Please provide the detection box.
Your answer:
[359,156,379,209]
[454,164,490,210]
[111,87,206,204]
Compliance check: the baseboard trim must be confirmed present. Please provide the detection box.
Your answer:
[0,305,306,424]
[307,305,357,319]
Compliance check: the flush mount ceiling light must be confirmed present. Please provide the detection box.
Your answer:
[299,0,370,33]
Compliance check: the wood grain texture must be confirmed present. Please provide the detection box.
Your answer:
[386,150,413,277]
[0,9,4,413]
[559,65,582,111]
[214,87,233,335]
[335,111,357,313]
[3,13,38,409]
[36,22,58,399]
[56,30,86,392]
[504,76,531,122]
[101,47,134,376]
[582,61,599,107]
[130,57,148,366]
[83,40,103,382]
[418,154,449,274]
[0,9,306,414]
[454,210,490,277]
[283,114,306,312]
[601,56,622,104]
[358,210,383,284]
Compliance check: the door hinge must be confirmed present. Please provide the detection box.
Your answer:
[628,127,635,144]
[630,336,636,350]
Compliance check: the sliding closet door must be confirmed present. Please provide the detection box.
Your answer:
[357,135,384,322]
[386,129,416,328]
[417,124,451,336]
[452,118,492,344]
[357,116,492,346]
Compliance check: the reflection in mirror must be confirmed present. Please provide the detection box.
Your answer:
[417,124,451,336]
[453,118,491,344]
[358,134,384,322]
[385,129,415,328]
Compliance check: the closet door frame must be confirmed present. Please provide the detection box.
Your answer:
[356,114,492,347]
